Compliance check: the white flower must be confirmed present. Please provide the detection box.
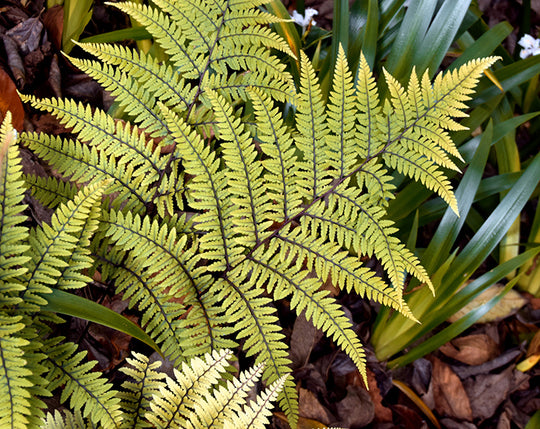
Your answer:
[291,8,318,34]
[518,34,540,59]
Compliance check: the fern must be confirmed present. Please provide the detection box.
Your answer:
[3,0,498,426]
[41,349,285,429]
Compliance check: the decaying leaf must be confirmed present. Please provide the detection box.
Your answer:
[334,385,375,427]
[463,365,529,420]
[430,357,472,421]
[448,284,527,323]
[298,388,333,425]
[1,34,25,87]
[290,311,324,369]
[5,16,43,55]
[440,334,499,366]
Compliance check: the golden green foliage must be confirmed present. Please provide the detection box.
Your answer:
[0,0,498,427]
[41,349,284,429]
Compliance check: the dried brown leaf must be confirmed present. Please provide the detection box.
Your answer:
[6,16,43,55]
[440,334,499,366]
[298,388,333,425]
[431,357,472,421]
[335,385,375,428]
[1,35,25,87]
[290,310,323,368]
[462,366,527,421]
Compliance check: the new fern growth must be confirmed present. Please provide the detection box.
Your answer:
[1,0,498,426]
[42,348,285,429]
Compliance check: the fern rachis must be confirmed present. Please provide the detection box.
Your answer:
[0,0,499,426]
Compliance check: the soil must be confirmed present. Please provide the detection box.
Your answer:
[0,1,539,428]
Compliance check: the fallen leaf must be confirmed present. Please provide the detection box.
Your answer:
[6,16,43,55]
[451,349,522,379]
[440,334,499,366]
[463,366,529,421]
[448,285,527,323]
[439,418,477,429]
[290,310,323,369]
[365,369,393,422]
[42,5,64,50]
[392,404,428,429]
[1,35,25,87]
[334,385,375,428]
[430,357,472,421]
[298,388,333,425]
[0,68,25,130]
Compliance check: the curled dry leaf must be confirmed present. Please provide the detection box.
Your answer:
[440,334,499,366]
[334,385,375,428]
[1,34,25,87]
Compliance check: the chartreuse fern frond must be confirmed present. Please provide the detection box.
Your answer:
[12,0,499,426]
[42,349,285,429]
[43,338,122,428]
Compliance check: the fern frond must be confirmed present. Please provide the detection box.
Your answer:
[222,375,286,429]
[186,360,264,427]
[327,46,357,178]
[0,117,29,303]
[43,338,122,428]
[248,88,302,221]
[160,106,240,271]
[146,348,232,428]
[21,133,152,211]
[214,271,298,425]
[20,95,165,177]
[295,51,331,201]
[20,181,106,309]
[111,1,206,79]
[41,409,90,429]
[74,41,196,113]
[118,352,166,429]
[25,175,78,210]
[104,210,234,356]
[356,53,384,159]
[0,315,33,429]
[207,89,273,247]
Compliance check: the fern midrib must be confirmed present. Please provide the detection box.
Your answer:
[253,98,290,219]
[131,361,152,427]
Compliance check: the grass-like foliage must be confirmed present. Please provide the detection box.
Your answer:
[0,0,497,426]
